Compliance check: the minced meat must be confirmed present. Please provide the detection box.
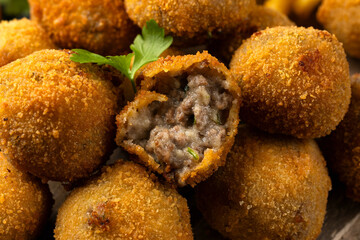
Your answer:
[127,74,232,177]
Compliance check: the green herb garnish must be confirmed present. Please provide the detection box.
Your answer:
[71,19,173,93]
[187,147,199,161]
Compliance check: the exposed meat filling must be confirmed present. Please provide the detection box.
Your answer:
[127,74,233,177]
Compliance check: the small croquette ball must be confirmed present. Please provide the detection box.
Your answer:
[196,124,331,240]
[124,0,256,40]
[28,0,139,56]
[0,18,56,67]
[54,160,193,240]
[230,26,351,139]
[317,0,360,59]
[0,153,52,240]
[321,74,360,202]
[0,49,118,182]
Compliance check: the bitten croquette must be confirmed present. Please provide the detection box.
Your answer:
[124,0,256,41]
[0,153,52,240]
[230,26,351,139]
[54,160,193,240]
[196,124,331,240]
[317,0,360,59]
[116,52,241,187]
[321,74,360,202]
[0,18,56,67]
[28,0,139,56]
[0,49,119,182]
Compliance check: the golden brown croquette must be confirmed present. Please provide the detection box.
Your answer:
[0,18,56,67]
[124,0,256,41]
[116,52,241,187]
[317,0,360,59]
[210,6,295,64]
[0,153,52,240]
[320,74,360,202]
[0,49,119,182]
[28,0,139,56]
[196,124,331,240]
[230,26,350,139]
[54,160,193,240]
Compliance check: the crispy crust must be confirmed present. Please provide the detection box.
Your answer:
[196,125,331,239]
[124,0,255,40]
[29,0,139,55]
[0,49,119,182]
[230,26,350,139]
[0,153,53,239]
[116,52,241,187]
[317,0,360,58]
[321,74,360,201]
[0,18,56,67]
[210,6,295,64]
[55,160,193,240]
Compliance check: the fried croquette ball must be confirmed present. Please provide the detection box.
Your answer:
[321,74,360,202]
[28,0,139,56]
[54,160,193,240]
[196,125,331,240]
[116,52,241,187]
[124,0,256,40]
[230,26,351,139]
[0,153,52,240]
[0,49,119,182]
[210,6,295,64]
[0,18,56,67]
[317,0,360,59]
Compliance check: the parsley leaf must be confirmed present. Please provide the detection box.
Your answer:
[71,20,173,93]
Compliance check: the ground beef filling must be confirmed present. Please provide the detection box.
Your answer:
[127,74,232,176]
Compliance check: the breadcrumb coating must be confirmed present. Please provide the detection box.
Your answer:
[230,26,350,139]
[29,0,139,55]
[124,0,256,40]
[196,125,331,240]
[210,6,295,64]
[0,153,52,240]
[321,74,360,202]
[0,49,118,182]
[0,18,56,67]
[54,160,193,240]
[317,0,360,58]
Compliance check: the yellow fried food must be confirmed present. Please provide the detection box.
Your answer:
[54,160,193,240]
[293,0,322,18]
[196,124,331,240]
[0,18,56,67]
[0,49,119,182]
[28,0,139,55]
[317,0,360,59]
[264,0,292,15]
[265,0,321,18]
[124,0,256,41]
[116,52,241,187]
[321,74,360,202]
[230,26,350,139]
[210,6,295,64]
[0,153,52,240]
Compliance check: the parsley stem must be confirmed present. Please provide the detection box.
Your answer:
[130,79,137,93]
